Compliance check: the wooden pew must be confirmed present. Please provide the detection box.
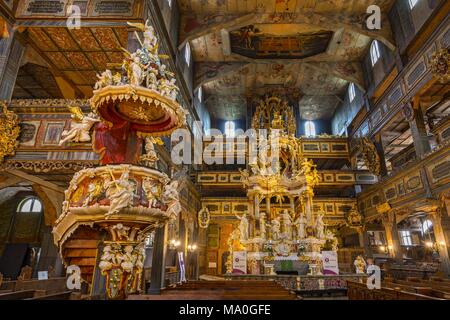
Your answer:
[25,291,73,300]
[0,290,37,300]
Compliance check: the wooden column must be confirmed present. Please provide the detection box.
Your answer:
[428,210,450,276]
[373,134,388,176]
[382,212,402,260]
[0,26,25,100]
[357,226,372,257]
[148,224,168,294]
[405,101,431,158]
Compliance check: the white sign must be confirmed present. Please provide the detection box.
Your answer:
[37,271,48,280]
[322,251,339,275]
[232,251,247,274]
[178,252,186,282]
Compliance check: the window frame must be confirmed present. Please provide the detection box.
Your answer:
[304,120,316,137]
[399,230,413,246]
[408,0,419,9]
[224,121,235,138]
[17,197,43,213]
[185,42,191,67]
[370,40,381,66]
[348,83,356,102]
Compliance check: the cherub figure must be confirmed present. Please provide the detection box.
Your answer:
[59,106,100,146]
[161,180,181,220]
[94,70,113,90]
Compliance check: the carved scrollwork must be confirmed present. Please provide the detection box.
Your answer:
[0,102,20,163]
[430,48,449,83]
[0,160,97,173]
[357,137,381,176]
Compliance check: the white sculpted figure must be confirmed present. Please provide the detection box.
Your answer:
[235,213,249,241]
[111,223,131,241]
[161,180,181,220]
[99,245,117,271]
[271,217,281,241]
[294,214,306,240]
[94,70,113,90]
[260,212,266,240]
[121,245,134,273]
[59,106,100,146]
[129,54,145,86]
[105,169,135,217]
[315,212,325,239]
[281,210,292,240]
[143,21,158,51]
[142,178,160,208]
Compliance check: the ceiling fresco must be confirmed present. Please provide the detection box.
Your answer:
[229,25,333,60]
[181,0,395,121]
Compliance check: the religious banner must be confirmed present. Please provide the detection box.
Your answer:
[322,251,339,275]
[232,251,247,274]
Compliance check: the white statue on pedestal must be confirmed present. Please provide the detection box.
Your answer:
[236,213,249,241]
[281,209,292,240]
[271,217,281,240]
[294,214,306,239]
[260,212,266,240]
[161,180,181,220]
[315,212,325,239]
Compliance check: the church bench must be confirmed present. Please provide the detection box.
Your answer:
[347,281,445,300]
[0,290,37,300]
[24,291,74,300]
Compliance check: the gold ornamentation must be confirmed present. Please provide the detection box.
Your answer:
[252,95,296,135]
[357,137,381,176]
[198,206,210,229]
[0,102,20,163]
[91,19,186,137]
[430,48,449,83]
[0,160,97,173]
[345,204,364,228]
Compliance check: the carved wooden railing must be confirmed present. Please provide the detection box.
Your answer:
[358,144,450,218]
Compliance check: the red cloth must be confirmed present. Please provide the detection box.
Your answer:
[93,121,129,165]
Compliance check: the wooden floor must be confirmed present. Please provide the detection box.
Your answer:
[129,280,299,300]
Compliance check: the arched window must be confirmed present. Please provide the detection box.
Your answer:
[185,42,191,67]
[348,83,356,102]
[304,121,316,137]
[225,121,235,137]
[17,197,42,213]
[408,0,419,9]
[422,219,433,234]
[370,40,381,66]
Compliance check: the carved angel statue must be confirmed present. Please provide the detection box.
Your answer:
[325,229,339,251]
[140,136,163,168]
[105,169,135,217]
[94,69,113,90]
[129,54,146,86]
[161,180,182,220]
[121,245,134,273]
[111,223,131,241]
[99,245,117,272]
[235,213,249,241]
[142,178,160,208]
[354,255,367,274]
[271,217,281,240]
[127,20,158,52]
[158,77,178,100]
[294,214,306,240]
[59,105,100,146]
[315,212,325,239]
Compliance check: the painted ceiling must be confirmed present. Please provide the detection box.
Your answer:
[181,0,395,121]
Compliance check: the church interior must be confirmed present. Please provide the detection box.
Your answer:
[0,0,449,301]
